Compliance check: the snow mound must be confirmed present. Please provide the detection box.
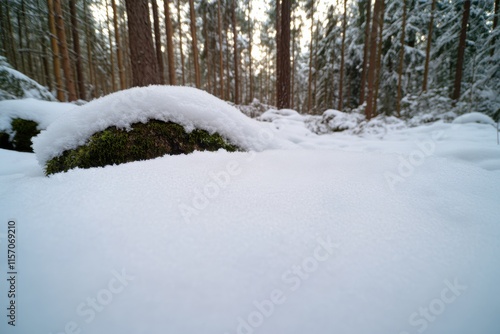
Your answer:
[33,86,288,166]
[321,109,365,132]
[452,112,497,126]
[258,108,303,122]
[353,115,407,137]
[0,98,77,133]
[0,56,56,101]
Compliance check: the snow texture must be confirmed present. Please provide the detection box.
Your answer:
[0,98,77,133]
[0,57,56,101]
[452,112,497,126]
[33,86,291,166]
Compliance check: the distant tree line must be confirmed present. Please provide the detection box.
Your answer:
[0,0,498,119]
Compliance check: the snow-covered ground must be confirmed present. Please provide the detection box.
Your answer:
[0,89,499,334]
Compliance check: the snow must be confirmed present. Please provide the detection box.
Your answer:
[33,86,290,166]
[452,112,497,126]
[0,57,56,101]
[1,91,500,334]
[0,99,77,133]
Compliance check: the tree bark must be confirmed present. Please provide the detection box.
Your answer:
[373,0,385,116]
[307,0,314,112]
[178,0,185,85]
[151,0,165,84]
[396,0,407,117]
[164,0,176,85]
[217,0,224,99]
[338,0,347,110]
[364,0,383,119]
[47,0,64,101]
[452,0,471,101]
[105,0,117,92]
[188,0,201,88]
[359,0,371,105]
[492,0,499,57]
[83,0,96,98]
[422,0,436,92]
[277,0,291,109]
[111,0,126,90]
[53,0,77,101]
[231,0,240,104]
[125,0,161,87]
[248,0,253,103]
[69,0,86,99]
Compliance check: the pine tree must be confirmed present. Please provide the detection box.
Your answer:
[125,0,161,87]
[53,0,77,101]
[164,0,176,85]
[422,0,437,92]
[452,0,471,101]
[365,0,384,119]
[188,0,201,88]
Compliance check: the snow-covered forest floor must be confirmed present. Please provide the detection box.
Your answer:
[1,89,500,334]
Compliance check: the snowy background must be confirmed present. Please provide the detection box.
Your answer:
[1,87,500,334]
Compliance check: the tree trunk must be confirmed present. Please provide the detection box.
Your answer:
[53,0,77,101]
[422,0,436,92]
[231,0,240,104]
[105,0,117,92]
[178,0,185,85]
[151,0,165,84]
[492,0,499,57]
[277,0,291,109]
[125,0,161,87]
[111,0,126,90]
[69,0,86,99]
[83,0,96,98]
[276,0,281,107]
[37,0,52,91]
[396,0,407,117]
[338,0,347,110]
[188,0,201,88]
[248,0,253,103]
[17,12,26,75]
[21,0,34,78]
[373,0,385,116]
[364,0,383,119]
[47,0,64,101]
[164,0,176,85]
[217,0,224,99]
[307,0,314,112]
[452,0,471,101]
[359,0,371,105]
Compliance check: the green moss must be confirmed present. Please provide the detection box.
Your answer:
[0,118,40,152]
[0,131,14,150]
[45,120,240,175]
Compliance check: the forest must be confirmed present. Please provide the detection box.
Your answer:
[1,0,499,120]
[1,1,500,334]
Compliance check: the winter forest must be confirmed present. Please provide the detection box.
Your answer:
[1,1,500,334]
[1,0,499,118]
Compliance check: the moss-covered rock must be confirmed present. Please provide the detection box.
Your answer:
[45,120,240,175]
[0,118,40,152]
